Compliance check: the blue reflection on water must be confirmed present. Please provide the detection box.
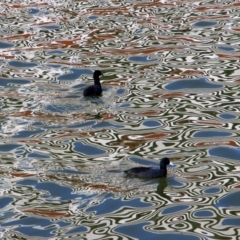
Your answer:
[28,8,40,14]
[116,88,125,94]
[0,41,14,48]
[106,169,122,173]
[0,197,13,208]
[142,120,161,127]
[86,197,152,215]
[28,152,50,159]
[193,21,217,28]
[2,216,70,237]
[88,15,98,20]
[68,120,96,128]
[168,177,185,187]
[92,121,123,129]
[216,191,240,208]
[165,78,222,90]
[194,210,214,218]
[47,50,65,55]
[41,25,59,30]
[0,144,22,152]
[0,77,31,87]
[204,187,221,194]
[12,129,45,138]
[47,64,62,68]
[161,205,189,215]
[193,131,231,138]
[66,225,88,234]
[219,113,236,119]
[74,142,106,155]
[8,60,37,68]
[218,45,235,51]
[118,103,131,108]
[222,218,240,226]
[209,146,240,161]
[115,222,204,240]
[166,150,177,154]
[129,55,158,63]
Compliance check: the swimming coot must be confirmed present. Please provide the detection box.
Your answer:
[124,157,170,178]
[83,70,103,97]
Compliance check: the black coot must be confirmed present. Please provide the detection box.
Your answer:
[83,70,103,97]
[124,157,170,178]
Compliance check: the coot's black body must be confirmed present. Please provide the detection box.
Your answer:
[83,70,103,97]
[124,157,170,178]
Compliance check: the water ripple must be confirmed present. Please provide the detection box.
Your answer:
[1,0,240,239]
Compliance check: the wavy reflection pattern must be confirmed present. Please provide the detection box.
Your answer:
[1,0,240,239]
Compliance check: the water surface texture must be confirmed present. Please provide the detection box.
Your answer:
[0,0,240,239]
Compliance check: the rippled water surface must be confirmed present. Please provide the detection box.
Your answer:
[1,0,240,239]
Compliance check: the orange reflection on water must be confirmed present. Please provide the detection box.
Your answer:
[0,170,37,178]
[0,33,35,41]
[185,175,208,180]
[195,141,239,147]
[48,60,89,66]
[136,110,164,115]
[32,21,57,26]
[0,54,15,59]
[231,28,240,32]
[101,113,116,120]
[138,63,158,71]
[82,183,131,193]
[96,34,118,40]
[159,92,184,98]
[81,6,131,16]
[196,2,240,11]
[36,42,66,49]
[188,14,229,22]
[18,139,42,144]
[181,69,205,75]
[158,36,203,44]
[198,121,223,126]
[110,132,172,150]
[110,136,145,151]
[55,39,81,48]
[1,110,66,120]
[217,53,240,59]
[23,209,69,217]
[11,172,37,177]
[102,78,128,87]
[102,46,184,55]
[0,110,33,117]
[175,120,192,125]
[2,3,48,8]
[133,1,175,8]
[143,132,172,139]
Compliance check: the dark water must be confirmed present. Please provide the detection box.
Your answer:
[1,0,240,239]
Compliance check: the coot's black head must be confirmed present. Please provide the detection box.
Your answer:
[160,157,170,168]
[94,70,103,78]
